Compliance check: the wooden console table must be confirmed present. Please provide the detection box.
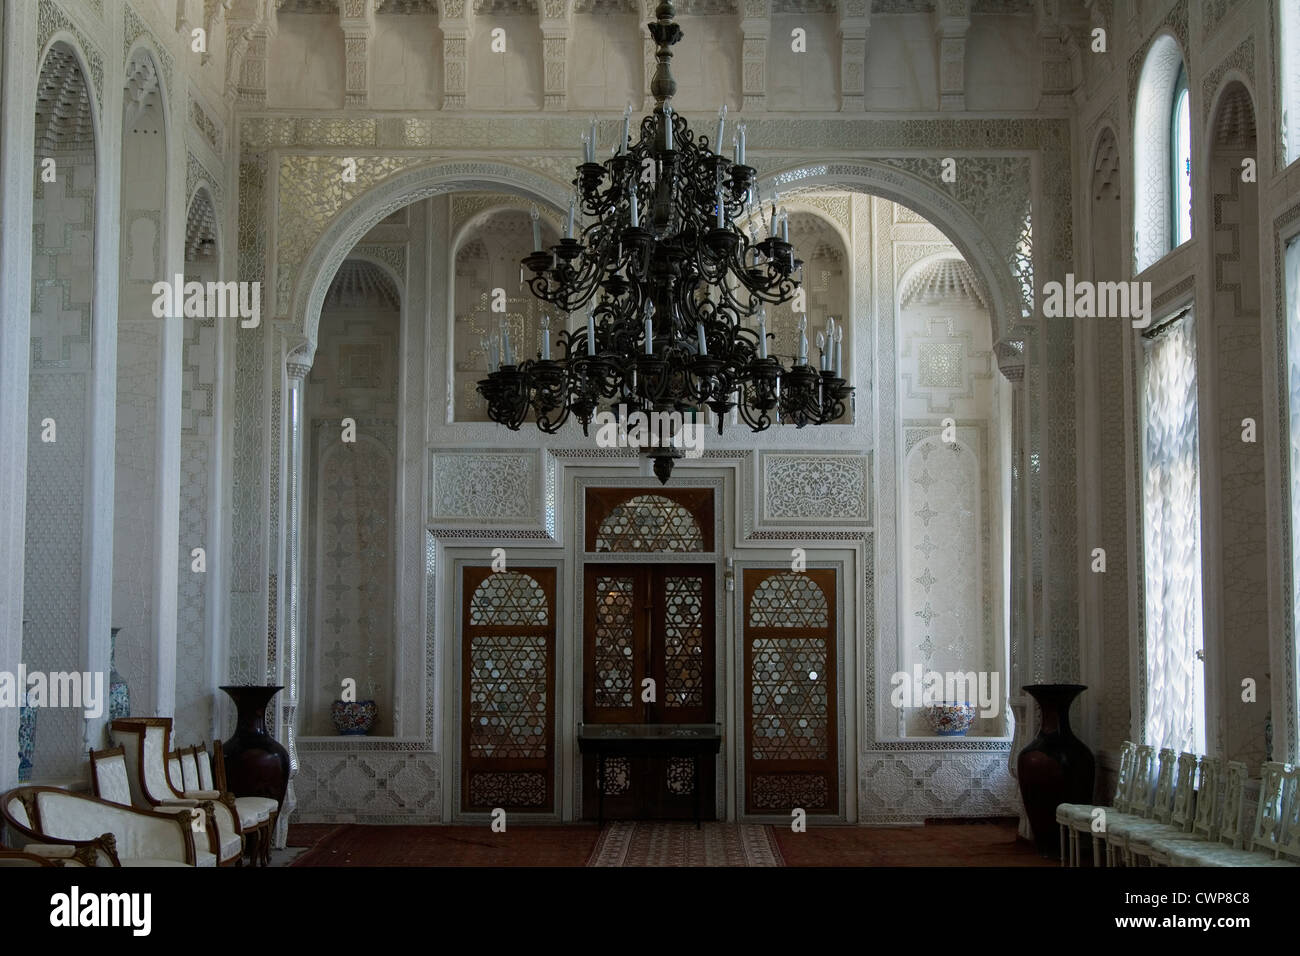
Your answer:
[576,723,722,829]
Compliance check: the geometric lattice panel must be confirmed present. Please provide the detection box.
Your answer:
[595,494,705,552]
[469,571,550,627]
[468,634,549,759]
[593,576,635,710]
[468,771,548,808]
[663,575,705,709]
[748,573,829,627]
[750,773,830,811]
[749,637,829,760]
[462,566,555,814]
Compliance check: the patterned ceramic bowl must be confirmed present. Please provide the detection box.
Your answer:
[331,700,378,736]
[925,702,976,736]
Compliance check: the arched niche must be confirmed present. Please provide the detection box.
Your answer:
[894,253,1004,738]
[743,206,853,422]
[451,203,560,422]
[1133,33,1189,273]
[303,259,403,736]
[1205,80,1269,765]
[175,186,221,746]
[112,45,170,721]
[24,40,99,780]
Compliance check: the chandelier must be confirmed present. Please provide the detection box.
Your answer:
[477,0,853,482]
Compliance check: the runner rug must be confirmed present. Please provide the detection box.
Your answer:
[587,822,785,867]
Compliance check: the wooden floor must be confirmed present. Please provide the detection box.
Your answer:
[284,819,1053,867]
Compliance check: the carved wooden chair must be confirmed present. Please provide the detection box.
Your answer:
[107,718,239,866]
[211,741,278,866]
[2,785,200,866]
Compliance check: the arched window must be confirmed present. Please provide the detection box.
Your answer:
[1170,65,1192,247]
[1133,36,1189,271]
[1282,0,1300,165]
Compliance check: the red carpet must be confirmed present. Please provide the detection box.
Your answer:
[290,824,601,867]
[288,819,1049,866]
[773,819,1055,867]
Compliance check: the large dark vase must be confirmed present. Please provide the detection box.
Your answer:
[1017,683,1095,858]
[220,685,290,812]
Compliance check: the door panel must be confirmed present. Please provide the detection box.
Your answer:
[582,563,715,818]
[742,567,838,815]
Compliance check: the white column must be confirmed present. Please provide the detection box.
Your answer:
[273,354,312,846]
[0,0,39,792]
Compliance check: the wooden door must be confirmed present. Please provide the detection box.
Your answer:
[461,566,556,813]
[742,567,838,815]
[582,563,715,818]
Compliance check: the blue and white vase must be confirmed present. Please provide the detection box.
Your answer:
[108,626,130,720]
[17,703,36,781]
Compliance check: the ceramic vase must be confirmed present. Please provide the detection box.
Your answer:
[1017,683,1095,858]
[17,705,36,781]
[220,685,290,810]
[331,699,378,735]
[108,626,130,720]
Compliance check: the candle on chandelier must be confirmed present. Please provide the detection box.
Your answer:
[769,192,780,237]
[817,331,827,371]
[629,185,639,227]
[482,335,496,373]
[697,321,708,356]
[663,105,674,149]
[757,307,768,359]
[530,206,541,252]
[588,115,598,160]
[586,310,597,354]
[501,319,514,366]
[715,183,726,228]
[716,104,727,151]
[644,302,655,355]
[834,325,843,378]
[541,314,551,361]
[737,122,746,165]
[797,313,808,365]
[581,132,591,165]
[780,209,789,242]
[622,103,632,153]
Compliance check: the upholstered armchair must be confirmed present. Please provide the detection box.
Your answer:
[107,718,242,866]
[211,742,278,866]
[2,785,203,866]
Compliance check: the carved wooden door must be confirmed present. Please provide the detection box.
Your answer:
[461,566,556,814]
[582,563,715,819]
[742,567,838,815]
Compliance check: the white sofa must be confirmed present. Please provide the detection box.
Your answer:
[2,785,207,866]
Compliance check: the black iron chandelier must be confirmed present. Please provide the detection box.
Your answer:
[477,0,852,482]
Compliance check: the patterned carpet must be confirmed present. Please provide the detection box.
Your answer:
[290,824,601,867]
[587,822,784,867]
[284,819,1046,867]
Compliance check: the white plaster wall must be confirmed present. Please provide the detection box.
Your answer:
[269,13,346,110]
[467,14,542,110]
[964,16,1037,113]
[371,15,441,110]
[865,16,937,112]
[569,13,642,112]
[666,14,740,112]
[767,13,837,112]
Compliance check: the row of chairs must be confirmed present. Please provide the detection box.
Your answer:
[0,717,278,867]
[1056,741,1300,867]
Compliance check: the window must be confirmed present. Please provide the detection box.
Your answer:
[1282,0,1300,165]
[1171,65,1192,247]
[1287,238,1300,732]
[1133,36,1189,271]
[1141,312,1205,754]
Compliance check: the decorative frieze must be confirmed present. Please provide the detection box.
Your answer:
[760,452,871,525]
[429,450,541,522]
